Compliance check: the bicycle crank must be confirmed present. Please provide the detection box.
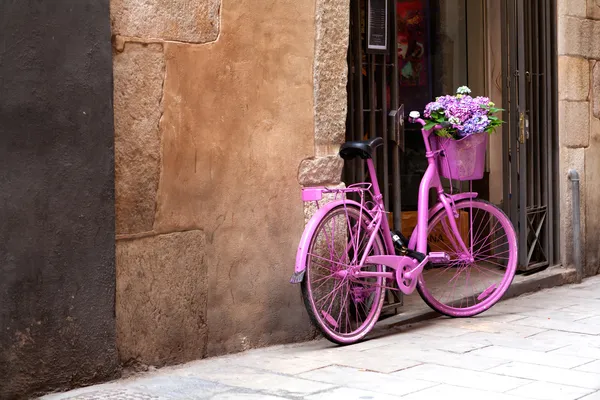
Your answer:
[395,257,419,293]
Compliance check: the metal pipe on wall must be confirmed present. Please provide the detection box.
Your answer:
[568,169,582,282]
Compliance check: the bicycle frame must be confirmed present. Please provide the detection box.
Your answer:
[293,121,477,295]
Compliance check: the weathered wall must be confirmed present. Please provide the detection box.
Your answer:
[557,0,600,277]
[0,1,118,398]
[112,0,349,365]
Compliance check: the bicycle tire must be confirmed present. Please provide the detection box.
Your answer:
[300,204,386,344]
[416,198,518,317]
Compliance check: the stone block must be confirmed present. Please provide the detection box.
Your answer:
[302,183,345,223]
[558,0,587,18]
[585,114,600,276]
[558,15,600,58]
[588,0,600,19]
[559,100,590,148]
[313,0,350,148]
[592,60,600,118]
[298,156,344,186]
[110,0,220,43]
[113,43,164,235]
[558,56,590,101]
[116,230,208,366]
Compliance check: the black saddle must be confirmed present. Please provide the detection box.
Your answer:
[339,137,384,160]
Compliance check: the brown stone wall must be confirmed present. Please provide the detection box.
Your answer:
[558,1,600,276]
[111,0,351,365]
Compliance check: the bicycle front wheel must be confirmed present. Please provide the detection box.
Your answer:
[417,198,517,317]
[301,204,386,344]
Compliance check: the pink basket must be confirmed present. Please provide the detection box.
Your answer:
[431,133,488,181]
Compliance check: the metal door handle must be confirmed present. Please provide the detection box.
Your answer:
[519,112,526,144]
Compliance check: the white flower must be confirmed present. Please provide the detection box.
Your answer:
[449,116,460,125]
[457,86,471,95]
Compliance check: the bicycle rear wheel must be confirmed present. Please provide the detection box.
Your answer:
[301,204,386,344]
[417,198,517,317]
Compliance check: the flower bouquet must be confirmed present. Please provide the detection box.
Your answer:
[422,86,504,181]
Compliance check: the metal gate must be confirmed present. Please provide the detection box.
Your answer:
[501,0,559,271]
[345,0,404,312]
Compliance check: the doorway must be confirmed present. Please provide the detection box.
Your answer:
[344,0,560,313]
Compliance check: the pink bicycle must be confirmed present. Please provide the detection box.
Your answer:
[291,111,518,344]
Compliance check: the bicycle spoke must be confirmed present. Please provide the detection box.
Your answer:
[420,200,517,317]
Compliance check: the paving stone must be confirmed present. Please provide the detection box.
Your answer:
[226,352,333,375]
[562,303,600,313]
[469,345,593,368]
[544,286,600,300]
[298,365,436,396]
[168,365,334,397]
[516,308,598,322]
[512,316,600,335]
[577,360,600,374]
[489,362,600,389]
[437,318,548,337]
[454,331,566,352]
[530,330,600,348]
[304,387,404,400]
[210,393,291,400]
[125,376,230,398]
[576,315,600,325]
[296,348,422,373]
[367,345,507,371]
[580,391,600,400]
[506,381,594,400]
[402,384,540,400]
[551,344,600,359]
[400,322,475,338]
[500,294,579,310]
[41,384,125,400]
[57,389,169,400]
[392,364,530,393]
[397,335,492,354]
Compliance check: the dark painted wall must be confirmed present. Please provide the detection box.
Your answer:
[0,1,118,398]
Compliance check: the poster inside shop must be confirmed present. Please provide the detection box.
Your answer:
[396,0,431,112]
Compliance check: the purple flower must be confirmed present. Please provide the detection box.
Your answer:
[461,113,490,135]
[424,101,444,118]
[423,87,500,139]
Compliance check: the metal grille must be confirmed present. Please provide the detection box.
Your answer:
[501,0,559,271]
[346,0,403,311]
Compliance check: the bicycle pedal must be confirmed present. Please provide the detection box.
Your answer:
[428,252,450,265]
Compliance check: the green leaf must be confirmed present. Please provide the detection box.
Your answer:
[437,128,452,138]
[424,121,437,130]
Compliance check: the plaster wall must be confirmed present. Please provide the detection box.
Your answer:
[112,0,349,365]
[0,1,118,398]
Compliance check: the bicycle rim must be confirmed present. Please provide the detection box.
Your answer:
[417,198,517,317]
[301,205,386,344]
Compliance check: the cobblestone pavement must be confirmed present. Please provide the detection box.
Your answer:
[42,276,600,400]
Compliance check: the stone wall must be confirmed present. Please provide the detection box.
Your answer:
[112,0,350,366]
[558,0,600,276]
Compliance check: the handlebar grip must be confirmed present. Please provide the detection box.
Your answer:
[439,121,452,129]
[408,111,421,124]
